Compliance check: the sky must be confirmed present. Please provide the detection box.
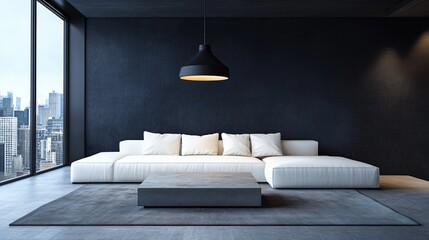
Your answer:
[0,0,64,109]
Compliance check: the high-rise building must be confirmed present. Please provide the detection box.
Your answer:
[36,126,47,169]
[2,97,11,107]
[0,117,18,175]
[40,136,57,171]
[40,138,48,160]
[37,105,50,126]
[15,97,21,111]
[0,94,3,117]
[17,126,31,171]
[60,94,64,119]
[13,155,23,173]
[14,108,29,128]
[45,118,63,166]
[2,97,14,117]
[47,118,63,134]
[50,132,63,165]
[49,91,62,120]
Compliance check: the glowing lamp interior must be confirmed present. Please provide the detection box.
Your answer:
[180,75,228,81]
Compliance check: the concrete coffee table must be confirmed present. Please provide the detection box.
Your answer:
[138,172,261,207]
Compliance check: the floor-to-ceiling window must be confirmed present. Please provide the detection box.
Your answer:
[0,0,66,183]
[36,1,65,172]
[0,0,31,182]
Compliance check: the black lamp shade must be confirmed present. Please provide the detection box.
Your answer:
[179,44,229,81]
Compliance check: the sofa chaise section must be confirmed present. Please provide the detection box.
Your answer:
[264,156,379,188]
[70,152,126,182]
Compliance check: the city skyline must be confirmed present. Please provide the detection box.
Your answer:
[0,0,64,107]
[1,89,64,182]
[0,89,63,110]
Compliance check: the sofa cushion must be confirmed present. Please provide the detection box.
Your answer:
[142,131,181,155]
[250,133,283,157]
[221,133,251,156]
[181,133,219,155]
[113,155,266,182]
[263,156,379,188]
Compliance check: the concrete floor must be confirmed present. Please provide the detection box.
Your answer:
[0,167,428,240]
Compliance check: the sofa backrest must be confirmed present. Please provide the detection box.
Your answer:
[282,140,318,156]
[120,140,318,156]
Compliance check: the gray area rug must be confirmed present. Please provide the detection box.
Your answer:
[10,184,419,226]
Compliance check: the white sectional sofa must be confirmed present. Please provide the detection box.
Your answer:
[71,140,379,188]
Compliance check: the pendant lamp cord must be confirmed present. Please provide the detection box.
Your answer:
[204,0,206,44]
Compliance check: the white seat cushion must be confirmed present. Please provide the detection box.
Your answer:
[264,156,379,188]
[70,152,126,182]
[113,155,266,182]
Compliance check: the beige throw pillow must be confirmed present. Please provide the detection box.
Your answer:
[141,131,181,155]
[181,133,219,155]
[250,133,283,157]
[221,133,251,156]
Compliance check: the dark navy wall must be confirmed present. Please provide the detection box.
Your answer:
[85,18,429,180]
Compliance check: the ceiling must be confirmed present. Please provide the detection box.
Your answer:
[63,0,429,17]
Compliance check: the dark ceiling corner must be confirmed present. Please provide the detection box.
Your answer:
[62,0,429,18]
[42,0,85,18]
[388,0,429,16]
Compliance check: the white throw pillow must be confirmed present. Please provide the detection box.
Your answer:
[250,133,283,157]
[141,131,181,155]
[221,133,251,156]
[181,133,219,155]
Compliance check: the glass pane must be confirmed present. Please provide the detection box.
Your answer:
[36,2,64,172]
[0,0,31,182]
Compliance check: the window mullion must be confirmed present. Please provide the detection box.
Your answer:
[30,0,37,176]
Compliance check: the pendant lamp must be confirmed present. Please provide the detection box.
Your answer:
[179,0,229,81]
